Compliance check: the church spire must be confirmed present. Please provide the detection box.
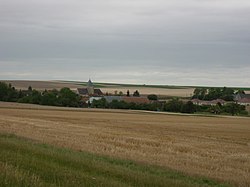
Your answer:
[87,79,93,87]
[87,78,94,95]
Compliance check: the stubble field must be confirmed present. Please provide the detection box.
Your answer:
[0,102,250,186]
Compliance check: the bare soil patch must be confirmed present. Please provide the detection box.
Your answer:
[0,102,250,186]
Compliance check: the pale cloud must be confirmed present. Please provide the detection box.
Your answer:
[0,0,249,86]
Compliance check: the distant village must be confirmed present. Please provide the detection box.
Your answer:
[77,79,250,107]
[0,80,250,115]
[76,79,151,106]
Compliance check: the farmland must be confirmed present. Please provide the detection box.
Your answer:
[0,102,250,186]
[3,80,250,97]
[0,134,226,187]
[3,80,250,98]
[2,80,195,97]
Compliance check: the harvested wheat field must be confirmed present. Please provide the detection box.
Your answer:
[0,102,250,186]
[102,87,194,97]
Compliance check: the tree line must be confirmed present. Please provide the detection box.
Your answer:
[193,87,235,101]
[0,82,248,116]
[92,98,197,114]
[91,97,247,116]
[0,82,81,107]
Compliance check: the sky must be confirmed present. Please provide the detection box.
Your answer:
[0,0,250,86]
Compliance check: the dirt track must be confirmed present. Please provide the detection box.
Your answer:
[0,102,250,186]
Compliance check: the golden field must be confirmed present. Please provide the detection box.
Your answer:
[0,102,250,186]
[101,87,194,97]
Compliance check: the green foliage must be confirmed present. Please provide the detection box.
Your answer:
[163,99,196,114]
[239,110,249,116]
[91,99,160,111]
[148,94,158,101]
[193,87,234,101]
[40,90,59,106]
[164,98,184,113]
[18,90,41,104]
[126,90,130,97]
[92,98,108,108]
[223,103,244,116]
[0,82,19,102]
[133,90,140,97]
[0,82,81,107]
[109,100,128,109]
[58,87,80,107]
[181,101,196,114]
[0,134,229,187]
[209,105,222,114]
[195,102,247,116]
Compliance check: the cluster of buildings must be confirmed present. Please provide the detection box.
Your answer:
[234,93,250,106]
[191,93,250,106]
[76,79,150,105]
[77,79,250,107]
[191,99,226,106]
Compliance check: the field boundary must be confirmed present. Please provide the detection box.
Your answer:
[0,101,249,119]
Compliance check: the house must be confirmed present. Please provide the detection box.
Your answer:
[208,99,226,106]
[122,96,150,104]
[234,93,250,101]
[191,99,202,105]
[191,99,226,106]
[104,96,122,103]
[87,96,123,104]
[77,79,103,97]
[237,98,250,106]
[88,97,103,104]
[234,93,250,106]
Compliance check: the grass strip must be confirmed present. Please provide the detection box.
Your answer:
[0,134,230,187]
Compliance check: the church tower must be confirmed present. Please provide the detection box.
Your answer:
[87,79,94,95]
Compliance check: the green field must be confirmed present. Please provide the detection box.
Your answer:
[0,134,229,187]
[59,80,250,90]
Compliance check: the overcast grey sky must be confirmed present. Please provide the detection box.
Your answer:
[0,0,250,86]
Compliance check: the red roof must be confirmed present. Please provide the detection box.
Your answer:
[238,98,250,104]
[191,99,226,105]
[122,97,150,104]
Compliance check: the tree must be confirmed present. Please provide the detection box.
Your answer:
[193,87,234,101]
[224,103,241,116]
[109,100,128,109]
[133,90,140,97]
[236,90,245,94]
[40,91,58,106]
[0,82,19,102]
[164,98,183,113]
[147,94,158,101]
[0,82,9,100]
[28,86,33,91]
[193,88,207,100]
[91,98,108,108]
[127,90,130,97]
[209,105,221,114]
[181,101,196,113]
[58,87,80,107]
